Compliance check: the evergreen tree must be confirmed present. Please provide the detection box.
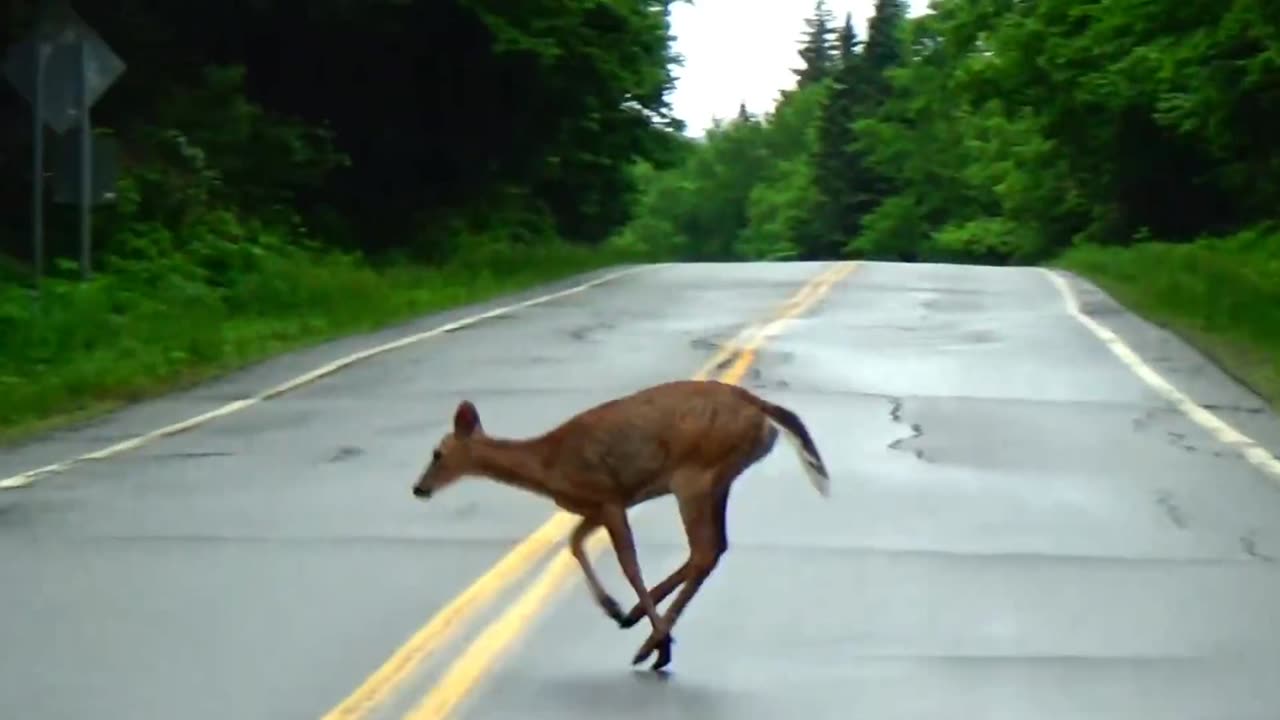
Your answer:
[862,0,909,100]
[835,11,857,59]
[792,0,838,88]
[831,0,912,258]
[814,12,873,257]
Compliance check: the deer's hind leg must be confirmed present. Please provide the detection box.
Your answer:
[616,484,731,629]
[631,440,767,670]
[621,425,770,630]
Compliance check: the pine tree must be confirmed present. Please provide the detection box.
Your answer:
[862,0,909,100]
[813,12,872,257]
[830,0,912,258]
[834,11,857,59]
[791,0,838,89]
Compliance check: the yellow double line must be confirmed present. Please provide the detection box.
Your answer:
[322,261,857,720]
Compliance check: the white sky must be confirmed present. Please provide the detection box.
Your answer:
[666,0,931,134]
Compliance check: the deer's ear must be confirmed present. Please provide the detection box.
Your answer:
[453,400,481,437]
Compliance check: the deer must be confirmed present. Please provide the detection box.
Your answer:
[410,378,830,671]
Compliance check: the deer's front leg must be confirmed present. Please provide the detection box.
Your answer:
[569,514,627,625]
[599,504,669,644]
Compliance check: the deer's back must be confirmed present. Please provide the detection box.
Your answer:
[550,381,764,495]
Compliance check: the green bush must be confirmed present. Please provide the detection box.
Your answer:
[0,214,638,438]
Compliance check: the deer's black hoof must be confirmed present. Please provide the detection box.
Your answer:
[632,631,674,668]
[618,606,644,629]
[600,596,626,625]
[651,634,674,671]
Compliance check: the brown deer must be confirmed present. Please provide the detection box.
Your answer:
[410,378,830,671]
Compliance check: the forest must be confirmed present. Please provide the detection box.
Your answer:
[1,0,1276,439]
[612,0,1279,405]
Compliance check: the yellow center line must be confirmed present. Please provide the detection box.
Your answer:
[718,262,857,382]
[686,262,846,381]
[320,262,852,720]
[401,261,859,720]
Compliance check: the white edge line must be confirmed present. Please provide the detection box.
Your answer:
[1043,268,1280,480]
[0,265,654,491]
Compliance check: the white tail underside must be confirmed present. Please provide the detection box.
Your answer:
[769,417,831,497]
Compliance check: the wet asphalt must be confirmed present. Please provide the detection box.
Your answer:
[3,261,1280,720]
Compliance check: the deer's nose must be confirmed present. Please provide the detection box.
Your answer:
[412,485,431,499]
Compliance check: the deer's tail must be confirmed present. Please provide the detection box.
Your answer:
[753,396,831,497]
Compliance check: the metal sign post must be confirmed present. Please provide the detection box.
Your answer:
[3,1,125,285]
[31,42,49,290]
[77,37,91,278]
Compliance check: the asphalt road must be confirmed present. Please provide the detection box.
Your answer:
[3,261,1280,720]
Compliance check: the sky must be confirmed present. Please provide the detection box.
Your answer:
[665,0,930,135]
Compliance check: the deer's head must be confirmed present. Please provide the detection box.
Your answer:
[412,400,483,499]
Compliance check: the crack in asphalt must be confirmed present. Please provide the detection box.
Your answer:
[568,320,614,342]
[1155,491,1189,530]
[1133,408,1255,459]
[887,397,927,461]
[1166,431,1198,454]
[1131,406,1178,431]
[327,446,365,463]
[1240,532,1276,563]
[142,451,234,461]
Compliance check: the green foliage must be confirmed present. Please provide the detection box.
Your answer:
[612,81,828,261]
[5,0,1280,430]
[0,0,677,437]
[793,0,840,88]
[145,65,350,217]
[619,0,1280,267]
[812,12,870,255]
[1,0,684,257]
[616,0,915,262]
[0,217,639,437]
[609,0,1279,404]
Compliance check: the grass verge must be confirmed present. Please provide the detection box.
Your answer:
[0,236,650,446]
[1053,224,1280,409]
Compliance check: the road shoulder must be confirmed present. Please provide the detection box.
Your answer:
[0,264,648,481]
[1051,269,1280,458]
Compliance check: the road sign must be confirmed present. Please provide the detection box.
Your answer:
[2,3,125,134]
[51,131,119,205]
[2,2,127,284]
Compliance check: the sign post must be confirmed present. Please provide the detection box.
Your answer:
[3,1,125,284]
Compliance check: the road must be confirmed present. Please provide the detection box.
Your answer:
[2,260,1280,720]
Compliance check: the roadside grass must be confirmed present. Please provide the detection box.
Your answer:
[1053,224,1280,409]
[0,236,648,446]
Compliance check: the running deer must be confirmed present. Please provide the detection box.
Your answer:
[410,378,830,671]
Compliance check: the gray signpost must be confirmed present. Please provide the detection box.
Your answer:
[3,1,125,284]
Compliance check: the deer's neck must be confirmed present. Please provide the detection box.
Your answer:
[473,436,556,498]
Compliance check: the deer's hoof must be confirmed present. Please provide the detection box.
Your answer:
[600,596,626,625]
[652,635,674,671]
[632,631,674,669]
[618,606,644,629]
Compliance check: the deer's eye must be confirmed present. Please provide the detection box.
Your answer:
[432,449,442,463]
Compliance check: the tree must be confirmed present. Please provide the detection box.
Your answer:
[0,0,687,261]
[812,13,874,256]
[862,0,909,100]
[792,0,839,88]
